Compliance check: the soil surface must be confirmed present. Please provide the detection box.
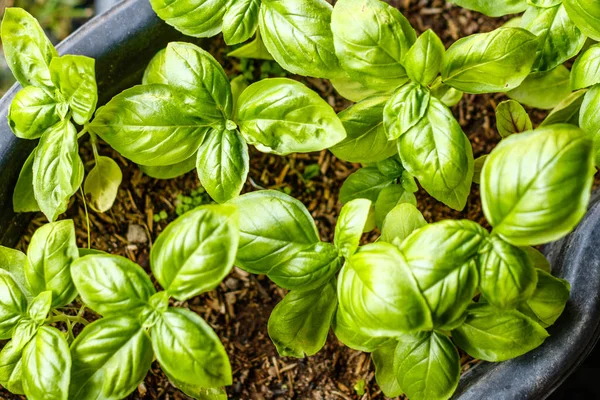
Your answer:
[0,1,559,399]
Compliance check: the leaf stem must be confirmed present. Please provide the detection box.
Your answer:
[45,313,90,326]
[80,186,91,249]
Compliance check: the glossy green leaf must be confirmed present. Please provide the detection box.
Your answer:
[449,0,527,16]
[70,316,154,400]
[227,32,274,60]
[330,94,397,164]
[26,220,78,308]
[151,204,239,301]
[481,124,595,246]
[0,246,32,300]
[268,280,337,357]
[49,55,98,124]
[472,155,487,185]
[167,374,228,400]
[339,167,395,204]
[334,199,371,258]
[152,308,231,387]
[8,86,61,139]
[230,75,248,111]
[197,128,249,203]
[332,305,391,352]
[22,326,70,400]
[0,339,25,394]
[330,75,387,103]
[564,0,600,41]
[139,154,196,180]
[32,120,83,222]
[149,0,228,37]
[26,291,51,326]
[236,78,346,155]
[84,156,122,213]
[372,341,402,398]
[580,84,600,166]
[0,269,27,339]
[13,148,40,213]
[380,203,427,244]
[259,0,343,79]
[394,331,460,400]
[384,82,430,140]
[376,156,405,178]
[478,236,537,309]
[338,242,432,336]
[442,28,538,93]
[223,0,260,45]
[374,185,417,228]
[507,66,571,110]
[400,220,487,328]
[452,303,549,361]
[397,96,473,211]
[430,78,463,107]
[521,246,551,273]
[540,89,587,126]
[495,100,532,138]
[0,8,57,88]
[519,269,570,327]
[530,0,563,6]
[405,29,445,86]
[572,44,600,90]
[142,48,168,85]
[331,0,416,90]
[71,254,156,316]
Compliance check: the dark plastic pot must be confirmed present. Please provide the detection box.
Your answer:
[0,1,598,398]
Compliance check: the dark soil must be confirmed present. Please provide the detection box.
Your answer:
[0,1,562,399]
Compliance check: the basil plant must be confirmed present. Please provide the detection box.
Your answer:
[150,0,347,79]
[0,204,239,400]
[328,0,538,211]
[1,8,122,220]
[232,123,594,399]
[89,40,346,204]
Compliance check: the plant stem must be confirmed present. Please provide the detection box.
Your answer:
[77,126,89,139]
[80,186,91,248]
[45,313,89,326]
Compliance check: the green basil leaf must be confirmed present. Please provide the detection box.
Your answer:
[32,120,83,222]
[26,291,51,326]
[227,32,274,60]
[564,0,600,41]
[22,326,70,400]
[394,331,460,400]
[0,339,25,394]
[11,319,38,351]
[383,82,430,140]
[521,4,586,73]
[150,204,238,301]
[372,341,402,398]
[580,84,600,165]
[152,308,231,387]
[452,303,549,361]
[0,269,27,339]
[83,156,122,213]
[197,128,249,203]
[223,0,260,45]
[449,0,528,16]
[530,0,562,6]
[164,42,232,120]
[481,124,595,246]
[333,305,391,352]
[400,220,487,328]
[430,77,463,107]
[149,0,228,37]
[268,280,337,357]
[330,75,388,103]
[330,94,397,164]
[518,269,570,327]
[13,148,40,213]
[339,167,395,204]
[0,8,57,88]
[478,236,537,309]
[236,78,346,155]
[380,203,427,244]
[521,246,551,272]
[571,44,600,90]
[70,316,153,399]
[89,84,216,166]
[374,185,417,228]
[230,75,248,112]
[49,55,98,125]
[397,96,473,211]
[142,48,168,85]
[0,247,32,300]
[8,86,61,139]
[334,198,371,258]
[229,190,319,273]
[495,99,532,138]
[259,0,343,79]
[331,0,416,90]
[71,254,156,316]
[405,29,445,86]
[166,373,228,400]
[441,28,538,93]
[376,156,405,178]
[472,154,487,185]
[338,242,432,336]
[507,66,571,110]
[540,89,587,126]
[139,154,197,180]
[26,220,78,308]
